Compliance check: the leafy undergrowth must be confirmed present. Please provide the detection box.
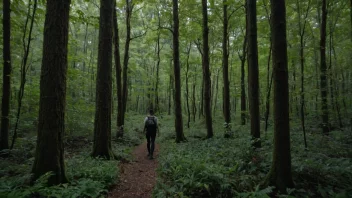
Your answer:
[0,151,118,198]
[0,113,144,198]
[154,120,352,198]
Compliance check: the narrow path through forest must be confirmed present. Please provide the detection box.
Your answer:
[108,142,159,198]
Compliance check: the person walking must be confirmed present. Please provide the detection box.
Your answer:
[143,109,159,159]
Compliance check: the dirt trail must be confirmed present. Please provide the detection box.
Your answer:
[108,142,159,198]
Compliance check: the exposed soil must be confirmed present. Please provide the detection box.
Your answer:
[108,142,159,198]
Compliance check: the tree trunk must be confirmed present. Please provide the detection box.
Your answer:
[155,11,162,113]
[172,0,186,142]
[31,0,70,185]
[331,33,343,128]
[213,69,220,117]
[113,2,124,138]
[192,81,197,122]
[11,0,38,149]
[247,0,260,147]
[222,0,231,127]
[0,0,11,151]
[320,0,329,134]
[264,0,294,192]
[185,43,191,128]
[202,0,214,138]
[297,0,310,149]
[263,0,272,133]
[240,18,248,126]
[91,0,115,159]
[121,0,133,131]
[199,75,204,119]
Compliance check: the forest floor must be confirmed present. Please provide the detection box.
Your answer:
[107,142,159,198]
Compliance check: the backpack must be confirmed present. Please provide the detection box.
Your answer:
[145,116,157,132]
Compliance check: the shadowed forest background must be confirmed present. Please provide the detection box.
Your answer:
[0,0,351,197]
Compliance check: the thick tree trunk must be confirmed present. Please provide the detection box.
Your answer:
[91,0,115,159]
[247,0,260,147]
[1,0,12,151]
[113,2,124,138]
[202,0,214,138]
[31,0,71,185]
[264,0,294,192]
[222,0,231,127]
[320,0,329,134]
[172,0,186,142]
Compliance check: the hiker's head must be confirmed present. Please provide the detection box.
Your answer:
[149,109,154,115]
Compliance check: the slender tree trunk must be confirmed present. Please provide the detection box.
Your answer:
[262,0,272,133]
[91,0,115,159]
[320,0,329,134]
[331,35,343,128]
[185,43,191,128]
[213,69,220,117]
[247,0,260,147]
[199,75,204,119]
[264,0,294,192]
[0,0,12,151]
[202,0,214,138]
[192,80,197,122]
[155,26,161,114]
[240,24,248,126]
[121,0,133,129]
[297,0,310,149]
[222,0,231,128]
[172,0,186,142]
[31,0,71,184]
[113,1,124,138]
[11,0,38,149]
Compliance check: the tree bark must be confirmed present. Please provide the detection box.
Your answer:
[297,0,310,149]
[185,43,191,128]
[91,0,115,159]
[121,0,133,131]
[0,0,12,151]
[240,18,248,126]
[264,0,294,192]
[113,1,124,138]
[247,0,260,147]
[172,0,186,142]
[320,0,329,134]
[11,0,38,149]
[222,0,231,127]
[31,0,71,185]
[262,0,272,133]
[202,0,214,138]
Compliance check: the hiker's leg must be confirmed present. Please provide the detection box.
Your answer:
[146,132,151,154]
[150,132,156,155]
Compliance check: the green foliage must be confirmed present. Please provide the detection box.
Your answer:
[0,153,118,198]
[154,118,352,197]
